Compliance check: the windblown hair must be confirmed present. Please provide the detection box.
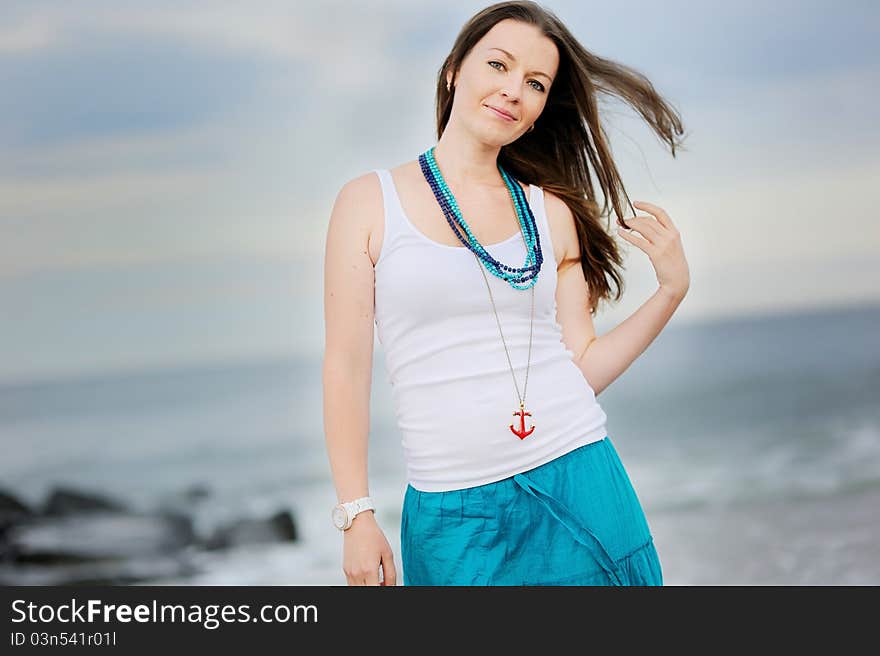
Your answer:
[436,1,687,314]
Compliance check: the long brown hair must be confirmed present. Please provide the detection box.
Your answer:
[436,1,687,314]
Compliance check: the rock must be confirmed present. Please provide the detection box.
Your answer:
[43,486,129,515]
[5,511,197,563]
[0,488,35,533]
[204,509,298,550]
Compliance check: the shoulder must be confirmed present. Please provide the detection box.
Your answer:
[334,170,381,210]
[333,160,418,220]
[541,188,581,270]
[330,170,384,239]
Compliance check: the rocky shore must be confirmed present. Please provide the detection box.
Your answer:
[0,485,299,585]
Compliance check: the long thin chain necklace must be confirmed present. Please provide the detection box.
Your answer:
[476,254,536,439]
[419,146,539,440]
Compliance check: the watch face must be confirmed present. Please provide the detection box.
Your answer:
[332,506,348,529]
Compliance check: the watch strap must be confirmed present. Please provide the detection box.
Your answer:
[345,496,375,516]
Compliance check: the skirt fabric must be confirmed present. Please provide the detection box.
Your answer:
[400,435,663,586]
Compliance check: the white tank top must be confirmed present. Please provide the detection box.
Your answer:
[372,167,608,492]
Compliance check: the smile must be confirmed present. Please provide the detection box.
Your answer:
[484,105,517,122]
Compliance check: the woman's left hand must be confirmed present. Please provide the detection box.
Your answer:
[617,201,690,301]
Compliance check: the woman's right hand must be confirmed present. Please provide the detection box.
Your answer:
[342,511,397,585]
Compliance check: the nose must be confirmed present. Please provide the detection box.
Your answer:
[500,84,521,103]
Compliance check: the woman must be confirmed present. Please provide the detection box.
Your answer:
[323,0,690,586]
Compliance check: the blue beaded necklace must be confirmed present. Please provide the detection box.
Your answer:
[418,147,543,290]
[418,146,539,440]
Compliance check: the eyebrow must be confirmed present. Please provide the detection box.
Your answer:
[487,47,552,82]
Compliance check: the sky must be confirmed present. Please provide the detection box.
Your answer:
[1,0,878,385]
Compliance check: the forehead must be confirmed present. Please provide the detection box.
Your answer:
[475,20,559,73]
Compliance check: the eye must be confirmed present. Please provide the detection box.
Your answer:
[487,61,545,93]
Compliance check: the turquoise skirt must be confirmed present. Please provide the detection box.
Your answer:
[400,435,663,586]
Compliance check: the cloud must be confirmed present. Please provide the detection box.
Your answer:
[1,1,879,380]
[0,12,56,54]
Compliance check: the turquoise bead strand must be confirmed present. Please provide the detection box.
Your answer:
[419,147,543,290]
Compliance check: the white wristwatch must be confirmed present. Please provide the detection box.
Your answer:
[331,496,375,531]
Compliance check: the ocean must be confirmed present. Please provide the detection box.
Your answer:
[1,302,878,585]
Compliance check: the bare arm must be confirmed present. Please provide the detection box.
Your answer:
[323,173,397,586]
[548,190,688,396]
[322,174,379,505]
[581,200,689,394]
[576,287,684,396]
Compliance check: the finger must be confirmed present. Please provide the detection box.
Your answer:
[617,226,654,253]
[381,552,398,586]
[346,570,366,586]
[632,201,674,230]
[365,565,380,586]
[624,215,664,242]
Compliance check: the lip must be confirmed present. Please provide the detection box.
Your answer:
[484,104,517,122]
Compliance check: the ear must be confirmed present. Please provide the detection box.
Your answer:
[446,70,456,89]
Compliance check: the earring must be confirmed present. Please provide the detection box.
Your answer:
[446,82,451,91]
[527,124,535,132]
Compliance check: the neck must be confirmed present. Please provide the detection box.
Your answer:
[432,124,506,191]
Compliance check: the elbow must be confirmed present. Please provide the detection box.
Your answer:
[578,365,603,397]
[575,336,598,367]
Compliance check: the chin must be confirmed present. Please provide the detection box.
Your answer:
[476,123,516,143]
[481,134,513,148]
[458,116,515,147]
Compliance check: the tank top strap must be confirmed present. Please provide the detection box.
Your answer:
[527,183,558,273]
[527,183,547,236]
[372,168,407,244]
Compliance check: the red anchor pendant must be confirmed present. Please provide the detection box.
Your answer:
[510,403,535,440]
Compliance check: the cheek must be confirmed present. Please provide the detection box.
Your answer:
[528,99,547,120]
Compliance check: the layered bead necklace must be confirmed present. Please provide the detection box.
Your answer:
[418,146,544,440]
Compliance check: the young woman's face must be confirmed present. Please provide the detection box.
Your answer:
[447,19,559,144]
